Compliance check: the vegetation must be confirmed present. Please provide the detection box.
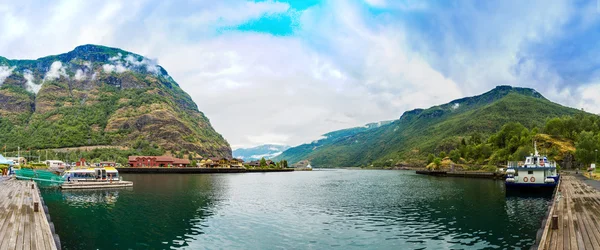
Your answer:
[0,44,231,157]
[277,86,596,168]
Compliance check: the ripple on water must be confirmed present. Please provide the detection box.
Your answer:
[41,170,550,249]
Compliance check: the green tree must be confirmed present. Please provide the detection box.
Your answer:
[260,157,267,167]
[439,151,446,159]
[575,131,599,165]
[426,153,435,164]
[433,158,442,168]
[449,149,460,163]
[283,160,288,168]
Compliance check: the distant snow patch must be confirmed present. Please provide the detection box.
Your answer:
[452,103,460,110]
[24,70,42,94]
[0,66,15,86]
[44,61,68,81]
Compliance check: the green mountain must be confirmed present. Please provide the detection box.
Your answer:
[0,44,231,157]
[276,86,582,167]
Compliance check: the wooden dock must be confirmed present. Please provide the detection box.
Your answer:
[0,179,58,250]
[538,174,600,250]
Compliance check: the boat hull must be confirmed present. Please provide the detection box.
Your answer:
[61,181,133,189]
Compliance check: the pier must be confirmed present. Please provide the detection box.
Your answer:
[538,174,600,250]
[0,179,59,250]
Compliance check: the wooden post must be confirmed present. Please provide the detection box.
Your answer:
[551,215,558,230]
[34,201,39,212]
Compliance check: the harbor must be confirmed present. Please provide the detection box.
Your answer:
[538,173,600,250]
[0,178,59,250]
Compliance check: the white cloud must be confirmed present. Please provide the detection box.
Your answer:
[44,61,68,81]
[74,69,86,81]
[0,0,595,149]
[102,63,128,73]
[0,66,15,86]
[24,70,42,94]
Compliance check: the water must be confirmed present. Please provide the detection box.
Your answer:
[40,170,551,249]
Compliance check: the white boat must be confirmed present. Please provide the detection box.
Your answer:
[61,167,133,189]
[505,142,559,190]
[46,160,67,173]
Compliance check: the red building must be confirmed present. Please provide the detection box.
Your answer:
[128,156,190,167]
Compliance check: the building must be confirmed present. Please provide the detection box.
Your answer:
[5,157,26,165]
[245,160,261,168]
[198,157,244,168]
[99,162,116,167]
[230,158,244,168]
[128,156,190,167]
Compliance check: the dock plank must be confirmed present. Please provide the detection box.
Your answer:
[0,179,58,250]
[539,174,600,250]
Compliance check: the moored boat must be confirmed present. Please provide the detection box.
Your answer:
[61,167,133,189]
[505,142,559,190]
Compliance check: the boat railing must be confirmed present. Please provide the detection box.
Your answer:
[507,161,519,168]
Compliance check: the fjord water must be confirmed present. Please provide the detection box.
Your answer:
[41,170,550,249]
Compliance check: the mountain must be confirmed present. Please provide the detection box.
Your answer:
[276,86,582,167]
[0,44,231,157]
[233,144,290,161]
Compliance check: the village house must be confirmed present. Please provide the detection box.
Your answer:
[198,157,245,168]
[128,156,190,167]
[99,162,116,167]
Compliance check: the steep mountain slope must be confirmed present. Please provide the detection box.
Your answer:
[0,45,231,157]
[232,144,290,161]
[276,86,581,167]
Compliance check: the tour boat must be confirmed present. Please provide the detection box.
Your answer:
[505,143,559,190]
[61,167,133,189]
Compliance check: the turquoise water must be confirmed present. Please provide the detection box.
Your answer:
[41,170,550,249]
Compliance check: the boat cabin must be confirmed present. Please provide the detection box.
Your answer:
[64,167,119,182]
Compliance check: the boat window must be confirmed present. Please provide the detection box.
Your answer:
[528,171,533,175]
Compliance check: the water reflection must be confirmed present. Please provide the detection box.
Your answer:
[41,174,223,250]
[41,171,551,250]
[61,189,125,205]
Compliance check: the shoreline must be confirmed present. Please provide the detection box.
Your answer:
[116,167,294,174]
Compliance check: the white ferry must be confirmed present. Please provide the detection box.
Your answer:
[61,167,133,189]
[505,143,559,190]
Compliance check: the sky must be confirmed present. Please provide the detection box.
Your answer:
[1,0,600,149]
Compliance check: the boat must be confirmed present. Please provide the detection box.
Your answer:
[61,167,133,189]
[505,142,559,190]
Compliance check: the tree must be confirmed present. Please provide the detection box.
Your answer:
[426,153,435,164]
[190,160,197,167]
[433,158,442,168]
[260,157,267,167]
[439,151,447,159]
[449,149,460,163]
[283,160,288,168]
[575,131,598,165]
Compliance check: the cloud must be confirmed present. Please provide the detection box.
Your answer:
[24,70,42,94]
[0,66,15,86]
[74,69,86,81]
[0,0,597,148]
[102,63,128,73]
[44,61,68,81]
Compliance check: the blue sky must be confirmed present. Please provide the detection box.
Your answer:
[0,0,599,148]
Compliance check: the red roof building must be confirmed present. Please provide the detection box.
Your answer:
[128,156,191,168]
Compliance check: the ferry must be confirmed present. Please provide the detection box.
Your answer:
[505,143,559,190]
[61,167,133,189]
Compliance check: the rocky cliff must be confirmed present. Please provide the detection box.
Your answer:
[0,44,231,157]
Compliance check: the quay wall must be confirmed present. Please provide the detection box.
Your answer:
[116,167,294,174]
